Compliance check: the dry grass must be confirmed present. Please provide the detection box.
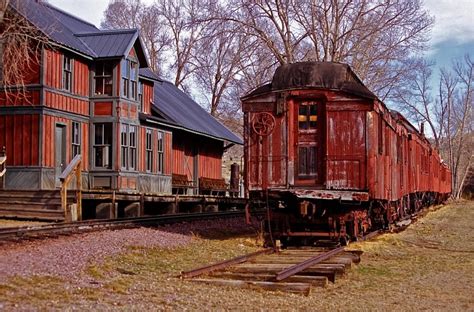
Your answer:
[0,219,49,229]
[0,201,473,311]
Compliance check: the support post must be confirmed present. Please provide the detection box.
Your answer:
[60,154,82,222]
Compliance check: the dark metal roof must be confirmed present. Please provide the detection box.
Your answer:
[11,0,147,63]
[243,62,376,100]
[75,29,145,62]
[152,81,243,144]
[139,68,162,82]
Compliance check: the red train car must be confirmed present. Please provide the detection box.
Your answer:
[242,62,451,245]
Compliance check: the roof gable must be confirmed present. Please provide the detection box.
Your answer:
[10,0,147,65]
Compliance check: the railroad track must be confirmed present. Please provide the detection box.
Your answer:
[180,231,382,296]
[181,246,364,296]
[0,210,251,243]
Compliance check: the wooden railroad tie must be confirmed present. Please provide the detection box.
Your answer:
[181,247,362,296]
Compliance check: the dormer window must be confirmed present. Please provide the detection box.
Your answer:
[95,62,113,96]
[62,56,72,92]
[121,59,138,100]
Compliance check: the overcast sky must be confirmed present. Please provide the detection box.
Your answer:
[49,0,473,70]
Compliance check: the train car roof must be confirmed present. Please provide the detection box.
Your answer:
[242,62,377,100]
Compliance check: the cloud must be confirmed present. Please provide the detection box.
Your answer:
[424,0,474,45]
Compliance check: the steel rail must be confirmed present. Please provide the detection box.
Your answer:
[180,248,275,279]
[275,246,346,281]
[0,210,254,242]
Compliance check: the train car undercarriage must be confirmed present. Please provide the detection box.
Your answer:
[250,190,449,247]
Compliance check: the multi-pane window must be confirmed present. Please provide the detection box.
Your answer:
[95,62,113,96]
[121,59,138,100]
[120,124,129,169]
[121,60,129,98]
[157,131,164,174]
[138,81,143,111]
[298,102,318,130]
[121,124,137,170]
[71,122,81,157]
[131,61,138,99]
[146,129,153,172]
[129,125,137,170]
[298,146,317,176]
[63,56,72,91]
[94,123,112,168]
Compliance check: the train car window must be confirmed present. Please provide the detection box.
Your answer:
[299,102,318,130]
[298,146,317,176]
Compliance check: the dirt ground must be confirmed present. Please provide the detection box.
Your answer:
[0,201,473,311]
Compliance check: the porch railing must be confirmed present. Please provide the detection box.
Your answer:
[0,147,6,189]
[59,154,82,221]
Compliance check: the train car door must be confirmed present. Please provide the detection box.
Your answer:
[294,100,325,186]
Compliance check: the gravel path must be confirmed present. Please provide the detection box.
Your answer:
[0,217,259,283]
[0,227,192,282]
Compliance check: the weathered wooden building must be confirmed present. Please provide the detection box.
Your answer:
[0,1,242,219]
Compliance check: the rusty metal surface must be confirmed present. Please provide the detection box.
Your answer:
[180,249,275,279]
[242,61,452,205]
[275,246,345,281]
[293,189,369,201]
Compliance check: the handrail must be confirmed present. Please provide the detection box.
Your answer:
[60,154,82,221]
[0,146,6,189]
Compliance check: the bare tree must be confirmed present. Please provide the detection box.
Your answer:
[448,55,473,198]
[193,20,253,116]
[0,0,47,101]
[393,59,443,148]
[398,55,473,199]
[101,0,171,73]
[225,0,307,65]
[292,0,433,100]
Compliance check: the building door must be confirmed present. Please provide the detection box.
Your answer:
[184,145,198,193]
[295,100,325,186]
[55,124,67,187]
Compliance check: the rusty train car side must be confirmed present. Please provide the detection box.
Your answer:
[242,62,451,245]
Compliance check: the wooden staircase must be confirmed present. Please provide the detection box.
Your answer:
[0,190,72,221]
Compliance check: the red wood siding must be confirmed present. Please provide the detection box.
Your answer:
[45,48,89,97]
[120,103,128,117]
[94,102,113,116]
[2,49,40,85]
[72,58,89,96]
[142,82,153,114]
[129,47,136,58]
[164,132,172,175]
[326,109,367,190]
[172,140,186,176]
[44,91,89,115]
[0,114,40,166]
[0,90,40,106]
[42,115,89,169]
[197,138,224,179]
[81,121,89,171]
[44,49,62,89]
